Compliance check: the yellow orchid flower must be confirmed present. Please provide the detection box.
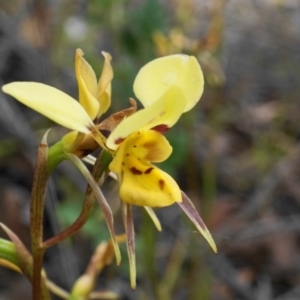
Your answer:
[106,54,216,288]
[2,49,113,152]
[2,51,216,289]
[107,54,204,207]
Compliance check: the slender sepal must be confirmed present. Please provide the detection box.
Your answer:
[67,154,121,265]
[178,192,217,253]
[122,203,136,289]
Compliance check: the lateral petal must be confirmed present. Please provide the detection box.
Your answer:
[109,129,172,174]
[75,49,100,120]
[2,82,94,133]
[122,130,172,163]
[106,86,186,150]
[133,54,204,112]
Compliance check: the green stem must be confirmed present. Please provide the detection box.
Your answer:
[32,249,46,300]
[47,140,67,173]
[30,132,51,300]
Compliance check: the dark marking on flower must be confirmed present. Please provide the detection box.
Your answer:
[158,179,165,190]
[126,153,130,157]
[151,124,169,133]
[122,162,125,166]
[143,141,156,149]
[100,129,111,138]
[115,137,125,145]
[130,167,143,175]
[144,167,154,174]
[133,145,137,148]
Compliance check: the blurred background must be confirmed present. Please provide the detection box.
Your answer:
[1,0,300,299]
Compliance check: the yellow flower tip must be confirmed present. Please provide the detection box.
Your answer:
[130,271,137,290]
[202,227,217,253]
[75,49,100,120]
[101,51,112,62]
[178,193,217,253]
[71,274,94,298]
[96,51,114,116]
[76,48,84,56]
[144,206,162,231]
[133,54,204,112]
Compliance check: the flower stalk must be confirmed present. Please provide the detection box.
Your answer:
[30,131,51,300]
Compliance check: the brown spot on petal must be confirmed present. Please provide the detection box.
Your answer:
[151,124,169,133]
[130,167,143,175]
[100,129,111,138]
[158,179,165,190]
[143,141,156,149]
[115,137,125,145]
[144,167,154,174]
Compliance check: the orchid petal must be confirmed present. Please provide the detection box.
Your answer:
[2,82,94,134]
[124,130,172,162]
[178,192,217,253]
[75,49,100,120]
[107,86,186,150]
[119,154,181,207]
[96,51,113,116]
[133,54,204,112]
[109,129,172,173]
